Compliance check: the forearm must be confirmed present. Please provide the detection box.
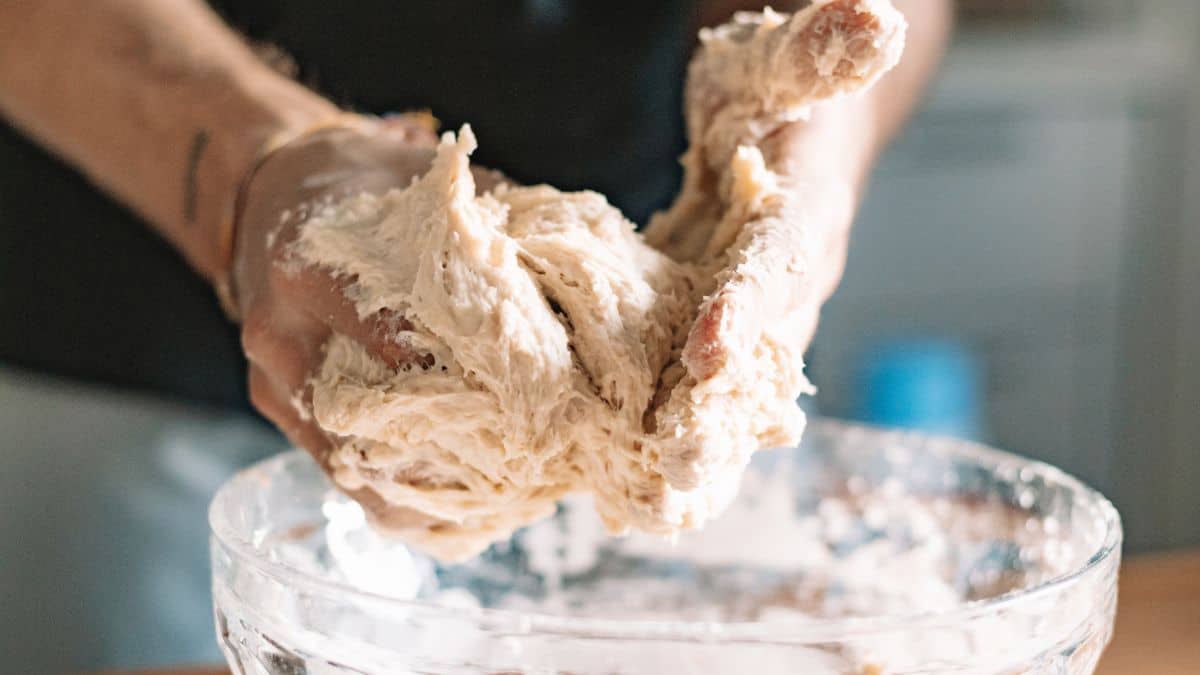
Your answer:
[0,0,338,282]
[804,0,951,186]
[861,0,952,152]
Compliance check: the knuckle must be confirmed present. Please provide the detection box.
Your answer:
[239,311,272,360]
[247,370,274,413]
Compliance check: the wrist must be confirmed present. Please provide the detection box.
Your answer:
[184,66,339,285]
[214,108,396,320]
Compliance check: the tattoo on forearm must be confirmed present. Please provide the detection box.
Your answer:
[183,130,209,224]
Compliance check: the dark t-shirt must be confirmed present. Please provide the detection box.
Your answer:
[0,1,693,408]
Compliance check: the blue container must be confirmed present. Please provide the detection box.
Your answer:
[855,338,984,441]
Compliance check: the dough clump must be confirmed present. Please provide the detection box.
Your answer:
[295,0,906,560]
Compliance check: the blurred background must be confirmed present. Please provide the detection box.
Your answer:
[3,0,1198,671]
[811,0,1200,557]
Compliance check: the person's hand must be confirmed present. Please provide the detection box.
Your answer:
[229,114,500,528]
[683,103,867,380]
[675,0,898,379]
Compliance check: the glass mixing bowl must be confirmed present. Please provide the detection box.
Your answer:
[210,420,1121,674]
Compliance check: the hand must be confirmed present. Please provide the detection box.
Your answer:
[686,102,866,378]
[230,114,500,528]
[677,0,896,379]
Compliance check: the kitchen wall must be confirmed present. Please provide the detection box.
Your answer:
[810,0,1200,552]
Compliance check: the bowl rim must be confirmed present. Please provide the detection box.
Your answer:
[208,419,1122,645]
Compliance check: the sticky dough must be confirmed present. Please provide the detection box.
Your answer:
[294,0,906,560]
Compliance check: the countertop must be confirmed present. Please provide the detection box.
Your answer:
[1094,549,1199,675]
[105,549,1199,675]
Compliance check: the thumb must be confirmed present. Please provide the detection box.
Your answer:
[684,178,850,381]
